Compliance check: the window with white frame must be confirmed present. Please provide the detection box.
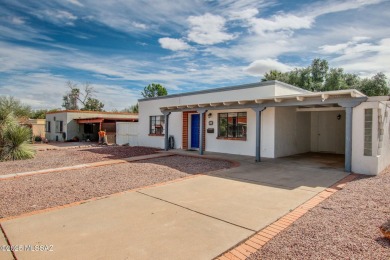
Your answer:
[364,109,373,156]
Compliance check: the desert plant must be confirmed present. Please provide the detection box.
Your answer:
[0,113,35,161]
[34,136,43,142]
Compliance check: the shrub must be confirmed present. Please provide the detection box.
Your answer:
[34,135,42,142]
[0,113,36,161]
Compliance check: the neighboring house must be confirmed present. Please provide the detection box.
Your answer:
[138,80,390,175]
[45,110,138,143]
[21,119,46,138]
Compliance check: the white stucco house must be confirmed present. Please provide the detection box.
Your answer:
[138,80,390,175]
[45,110,138,143]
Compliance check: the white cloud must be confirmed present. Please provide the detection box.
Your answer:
[11,16,25,25]
[249,14,314,34]
[35,9,78,26]
[229,8,258,20]
[244,59,292,76]
[158,37,191,51]
[187,13,235,45]
[68,0,84,7]
[132,21,147,30]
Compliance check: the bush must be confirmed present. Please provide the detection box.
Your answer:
[34,136,42,142]
[0,113,35,161]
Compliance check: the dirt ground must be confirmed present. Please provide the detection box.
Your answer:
[249,169,390,260]
[0,155,232,218]
[0,146,160,175]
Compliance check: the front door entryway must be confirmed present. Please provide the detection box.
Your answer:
[191,114,200,149]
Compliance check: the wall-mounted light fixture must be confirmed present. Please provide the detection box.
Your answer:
[337,114,342,120]
[208,112,212,118]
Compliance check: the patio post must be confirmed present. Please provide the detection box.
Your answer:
[163,112,171,151]
[253,107,266,162]
[197,109,207,155]
[344,107,353,172]
[339,101,361,172]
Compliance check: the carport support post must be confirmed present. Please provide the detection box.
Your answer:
[197,109,207,155]
[345,107,353,172]
[163,112,171,151]
[253,107,266,162]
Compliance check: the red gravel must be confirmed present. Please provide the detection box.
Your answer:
[249,169,390,260]
[0,146,160,175]
[0,155,232,218]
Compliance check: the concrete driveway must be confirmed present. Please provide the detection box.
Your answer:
[0,153,348,260]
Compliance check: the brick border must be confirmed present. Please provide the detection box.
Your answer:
[216,173,360,260]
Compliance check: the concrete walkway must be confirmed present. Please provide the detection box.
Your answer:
[0,152,348,260]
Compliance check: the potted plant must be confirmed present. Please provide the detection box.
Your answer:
[380,219,390,240]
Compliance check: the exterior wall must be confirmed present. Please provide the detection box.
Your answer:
[116,122,139,146]
[138,100,182,149]
[274,107,311,157]
[377,101,390,173]
[310,111,345,154]
[202,108,275,157]
[45,112,68,141]
[352,102,380,175]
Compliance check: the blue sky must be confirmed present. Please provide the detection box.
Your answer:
[0,0,389,110]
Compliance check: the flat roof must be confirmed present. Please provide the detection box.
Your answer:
[138,80,311,102]
[160,89,367,112]
[46,110,138,116]
[76,117,138,124]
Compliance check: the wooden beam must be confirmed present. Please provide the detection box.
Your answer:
[274,98,282,103]
[296,96,305,101]
[321,94,329,101]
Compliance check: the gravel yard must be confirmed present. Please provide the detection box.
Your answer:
[249,169,390,259]
[0,146,159,175]
[0,155,232,218]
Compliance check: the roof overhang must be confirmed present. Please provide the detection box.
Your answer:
[76,118,137,124]
[160,89,368,113]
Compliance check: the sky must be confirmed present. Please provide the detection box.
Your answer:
[0,0,389,110]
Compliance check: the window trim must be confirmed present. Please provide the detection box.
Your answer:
[217,112,247,141]
[149,115,165,136]
[55,120,63,133]
[46,121,51,133]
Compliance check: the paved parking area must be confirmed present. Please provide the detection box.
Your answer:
[0,152,348,260]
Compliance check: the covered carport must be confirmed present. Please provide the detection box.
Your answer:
[76,117,138,143]
[160,89,367,172]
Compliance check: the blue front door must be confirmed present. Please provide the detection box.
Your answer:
[191,114,200,148]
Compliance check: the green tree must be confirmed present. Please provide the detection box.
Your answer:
[311,58,329,90]
[62,81,105,111]
[358,72,390,96]
[122,103,139,113]
[262,70,288,82]
[323,68,348,91]
[0,96,31,120]
[261,58,389,96]
[82,98,104,111]
[141,83,168,98]
[29,109,60,119]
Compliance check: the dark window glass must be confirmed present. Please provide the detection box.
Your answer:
[218,112,247,139]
